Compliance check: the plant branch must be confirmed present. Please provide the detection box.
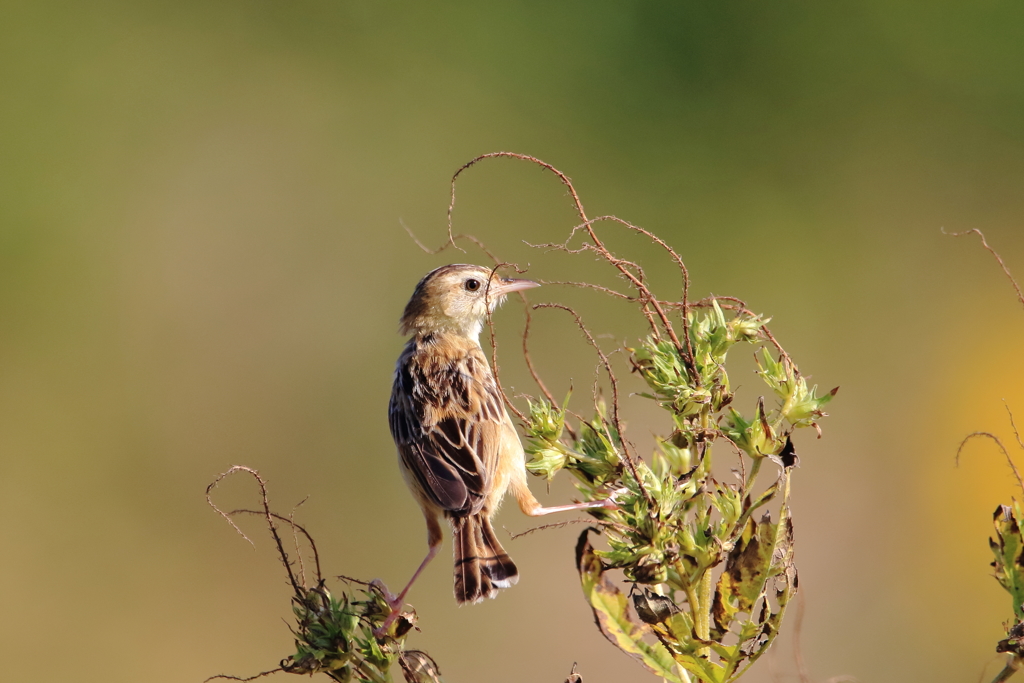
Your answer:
[534,302,654,508]
[944,228,1024,313]
[956,432,1024,499]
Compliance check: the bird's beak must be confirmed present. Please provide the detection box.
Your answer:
[493,277,541,295]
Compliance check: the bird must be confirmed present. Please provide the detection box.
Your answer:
[381,264,614,628]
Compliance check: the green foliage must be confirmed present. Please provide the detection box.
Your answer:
[205,465,443,683]
[956,432,1024,673]
[282,583,435,683]
[576,531,682,681]
[524,304,832,683]
[992,503,1024,623]
[992,503,1024,674]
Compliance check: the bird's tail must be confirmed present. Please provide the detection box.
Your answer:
[452,513,519,605]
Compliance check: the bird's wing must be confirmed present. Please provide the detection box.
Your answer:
[389,341,506,516]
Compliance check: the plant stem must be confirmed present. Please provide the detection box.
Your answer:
[685,583,703,648]
[992,655,1022,683]
[690,413,713,659]
[697,569,712,646]
[744,457,762,496]
[686,569,713,660]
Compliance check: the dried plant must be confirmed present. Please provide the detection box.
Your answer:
[948,229,1024,683]
[205,466,443,683]
[440,153,837,682]
[957,419,1024,683]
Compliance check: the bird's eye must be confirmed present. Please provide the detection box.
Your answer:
[464,278,480,292]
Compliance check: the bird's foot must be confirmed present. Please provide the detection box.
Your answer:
[370,579,408,639]
[370,579,402,608]
[373,610,401,639]
[600,487,630,510]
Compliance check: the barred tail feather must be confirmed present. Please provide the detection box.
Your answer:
[453,516,490,604]
[452,514,519,604]
[478,515,518,588]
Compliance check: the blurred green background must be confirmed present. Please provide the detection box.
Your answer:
[3,1,1024,682]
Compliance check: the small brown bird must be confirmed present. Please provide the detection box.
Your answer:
[383,264,612,623]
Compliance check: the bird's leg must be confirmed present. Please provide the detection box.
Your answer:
[522,497,621,516]
[511,477,624,517]
[375,512,443,637]
[374,542,439,635]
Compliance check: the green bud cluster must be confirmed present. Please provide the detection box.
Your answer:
[525,397,621,483]
[755,349,837,429]
[282,584,440,683]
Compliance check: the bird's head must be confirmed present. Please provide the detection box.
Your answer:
[399,264,540,339]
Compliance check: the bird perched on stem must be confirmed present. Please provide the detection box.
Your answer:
[380,264,615,631]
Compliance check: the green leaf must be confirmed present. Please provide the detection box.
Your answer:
[992,504,1024,620]
[575,529,684,682]
[712,516,776,636]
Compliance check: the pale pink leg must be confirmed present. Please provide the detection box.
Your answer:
[522,497,620,516]
[375,511,443,636]
[510,473,622,517]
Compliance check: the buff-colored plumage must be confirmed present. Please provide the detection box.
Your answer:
[389,264,537,604]
[383,264,614,621]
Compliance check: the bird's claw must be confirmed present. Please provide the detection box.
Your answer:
[600,486,629,510]
[369,580,404,639]
[370,579,402,610]
[373,607,404,639]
